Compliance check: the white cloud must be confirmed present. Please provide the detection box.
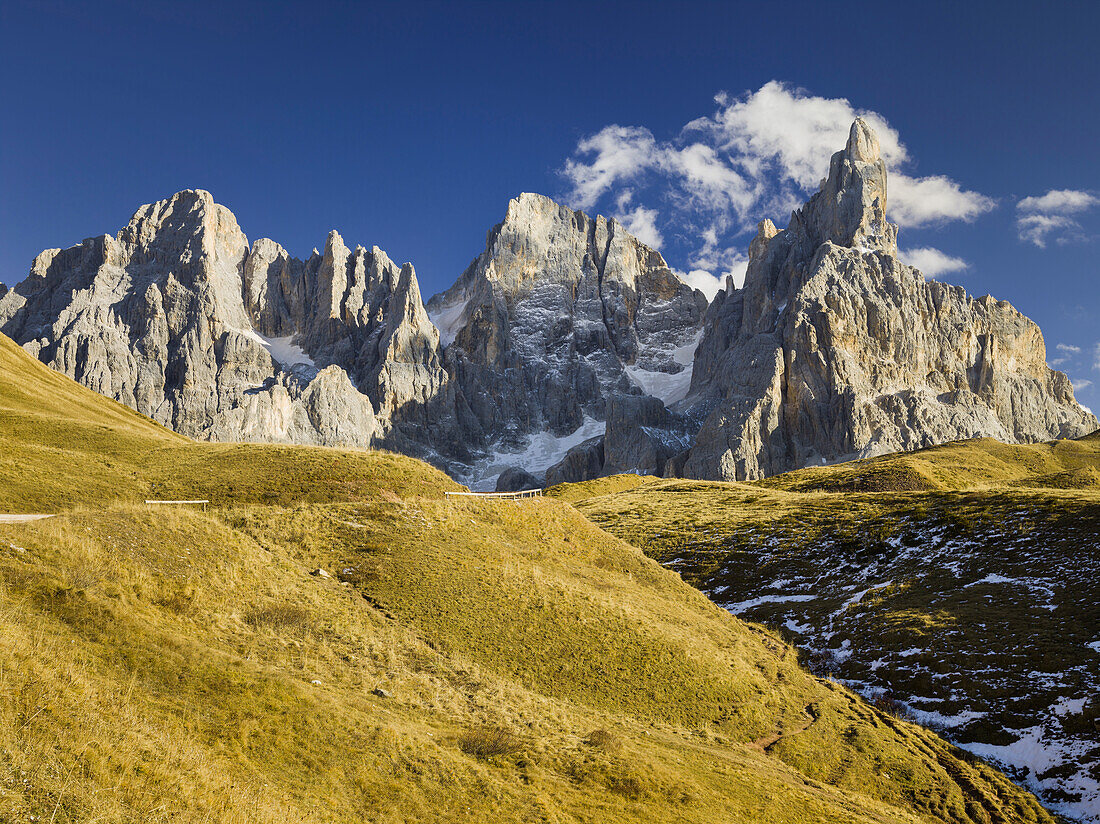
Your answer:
[683,82,907,190]
[1073,378,1094,391]
[1017,214,1083,247]
[1049,357,1068,367]
[890,175,996,228]
[560,81,995,290]
[1016,189,1099,246]
[1018,189,1099,214]
[562,125,659,210]
[898,246,969,279]
[1057,343,1082,354]
[617,205,663,249]
[676,269,726,300]
[1094,343,1100,372]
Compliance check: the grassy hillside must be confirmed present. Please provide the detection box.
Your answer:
[0,333,1057,822]
[561,436,1100,821]
[0,333,454,511]
[756,435,1100,494]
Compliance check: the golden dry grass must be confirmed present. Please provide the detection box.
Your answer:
[0,333,1060,822]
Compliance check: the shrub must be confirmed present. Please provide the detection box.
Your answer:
[584,728,621,752]
[458,725,522,760]
[244,604,311,633]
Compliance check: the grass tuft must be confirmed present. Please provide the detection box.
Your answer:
[458,725,524,760]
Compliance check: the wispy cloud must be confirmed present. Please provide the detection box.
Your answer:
[613,192,663,249]
[1057,343,1083,354]
[898,247,969,279]
[1018,189,1099,214]
[560,81,995,290]
[1016,189,1099,247]
[1073,378,1094,391]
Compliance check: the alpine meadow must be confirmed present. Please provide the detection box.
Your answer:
[2,2,1099,822]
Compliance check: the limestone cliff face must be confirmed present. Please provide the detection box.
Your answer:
[0,189,703,484]
[681,120,1097,481]
[0,190,457,457]
[426,193,708,453]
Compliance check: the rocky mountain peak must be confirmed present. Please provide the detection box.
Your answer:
[682,122,1096,481]
[0,190,460,462]
[793,117,896,256]
[425,191,707,486]
[747,219,778,266]
[845,117,880,162]
[120,188,249,267]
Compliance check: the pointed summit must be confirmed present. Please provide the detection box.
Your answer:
[846,117,881,163]
[785,118,896,256]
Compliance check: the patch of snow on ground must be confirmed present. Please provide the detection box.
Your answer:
[842,581,891,608]
[903,705,987,728]
[967,572,1018,586]
[784,618,813,634]
[723,593,817,614]
[967,725,1100,823]
[1054,696,1087,716]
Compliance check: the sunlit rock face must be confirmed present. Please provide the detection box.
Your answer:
[427,193,707,436]
[680,119,1096,481]
[426,192,707,484]
[0,190,460,459]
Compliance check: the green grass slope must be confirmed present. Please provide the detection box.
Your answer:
[0,334,1056,823]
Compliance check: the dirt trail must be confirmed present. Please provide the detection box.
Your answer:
[749,702,820,752]
[0,514,54,523]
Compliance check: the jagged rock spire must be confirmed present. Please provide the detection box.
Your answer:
[681,120,1096,482]
[793,117,897,256]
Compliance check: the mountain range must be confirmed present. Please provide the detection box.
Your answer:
[1,120,1094,488]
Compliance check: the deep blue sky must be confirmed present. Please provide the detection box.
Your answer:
[2,0,1098,407]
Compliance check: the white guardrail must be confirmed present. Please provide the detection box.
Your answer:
[444,489,543,500]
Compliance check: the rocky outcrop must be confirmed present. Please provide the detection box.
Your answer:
[680,120,1097,481]
[602,393,692,477]
[0,190,459,458]
[427,193,708,454]
[544,437,605,487]
[494,466,541,492]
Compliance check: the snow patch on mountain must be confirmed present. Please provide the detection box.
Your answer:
[463,416,606,491]
[427,297,469,347]
[968,724,1100,823]
[233,327,317,370]
[625,329,703,404]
